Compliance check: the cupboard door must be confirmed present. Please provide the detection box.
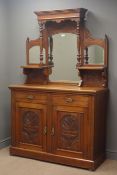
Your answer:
[15,102,47,152]
[52,105,89,159]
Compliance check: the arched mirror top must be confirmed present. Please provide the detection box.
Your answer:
[45,20,78,37]
[83,28,108,48]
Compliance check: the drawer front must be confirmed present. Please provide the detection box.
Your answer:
[52,94,89,107]
[15,91,47,103]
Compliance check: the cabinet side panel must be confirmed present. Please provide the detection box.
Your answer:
[93,92,108,160]
[11,90,17,146]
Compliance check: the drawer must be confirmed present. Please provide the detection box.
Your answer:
[15,91,47,103]
[52,94,89,107]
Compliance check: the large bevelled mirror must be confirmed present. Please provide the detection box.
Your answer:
[84,45,104,65]
[49,33,80,82]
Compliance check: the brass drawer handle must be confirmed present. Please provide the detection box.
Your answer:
[27,95,34,100]
[65,97,73,103]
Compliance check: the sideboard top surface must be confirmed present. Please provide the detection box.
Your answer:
[9,83,108,94]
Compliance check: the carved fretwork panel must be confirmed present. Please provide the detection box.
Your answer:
[80,69,107,87]
[15,102,47,151]
[23,68,52,85]
[53,106,88,158]
[58,112,82,151]
[21,110,40,145]
[60,113,80,151]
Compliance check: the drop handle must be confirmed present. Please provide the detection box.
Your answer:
[27,95,34,100]
[51,127,55,136]
[43,126,47,135]
[65,97,73,103]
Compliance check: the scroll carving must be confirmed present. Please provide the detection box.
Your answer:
[22,111,39,144]
[60,114,80,151]
[61,114,79,131]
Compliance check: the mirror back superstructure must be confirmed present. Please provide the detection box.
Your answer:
[21,8,108,87]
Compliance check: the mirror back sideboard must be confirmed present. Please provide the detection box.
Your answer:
[9,8,108,170]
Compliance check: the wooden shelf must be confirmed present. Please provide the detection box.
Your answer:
[21,64,53,69]
[78,65,106,70]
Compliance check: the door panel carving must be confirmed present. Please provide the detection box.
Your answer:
[21,110,40,144]
[15,102,47,151]
[52,106,88,158]
[60,114,80,151]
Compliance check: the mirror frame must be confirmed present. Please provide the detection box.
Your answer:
[26,37,48,65]
[83,28,108,67]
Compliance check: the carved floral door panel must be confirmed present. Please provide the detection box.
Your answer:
[52,105,89,159]
[15,102,47,152]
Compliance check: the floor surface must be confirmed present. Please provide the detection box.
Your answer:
[0,147,117,175]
